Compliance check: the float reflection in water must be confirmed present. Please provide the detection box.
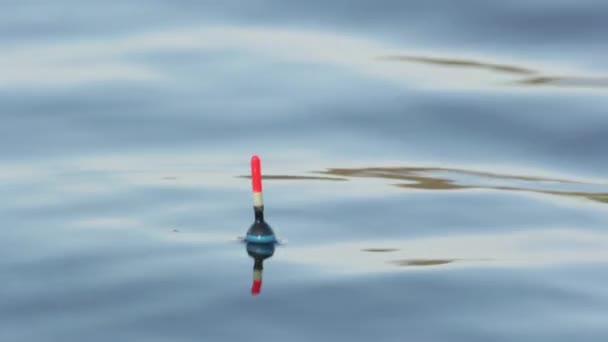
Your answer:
[246,242,275,296]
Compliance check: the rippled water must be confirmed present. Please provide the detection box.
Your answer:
[2,1,608,341]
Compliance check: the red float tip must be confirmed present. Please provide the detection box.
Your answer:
[251,280,262,296]
[251,155,262,193]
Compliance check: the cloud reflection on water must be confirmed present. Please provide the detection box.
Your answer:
[280,229,608,274]
[1,25,605,91]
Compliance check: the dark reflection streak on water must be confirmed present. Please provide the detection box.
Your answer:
[361,248,400,253]
[516,76,608,88]
[320,167,582,184]
[236,175,348,181]
[486,187,608,205]
[395,183,608,205]
[388,258,494,267]
[389,259,456,266]
[379,55,608,90]
[378,55,537,75]
[316,167,608,205]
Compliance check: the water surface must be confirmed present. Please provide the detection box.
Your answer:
[1,1,608,341]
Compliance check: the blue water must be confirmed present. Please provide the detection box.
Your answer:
[2,1,608,341]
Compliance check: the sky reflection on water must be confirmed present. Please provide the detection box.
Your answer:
[2,1,608,341]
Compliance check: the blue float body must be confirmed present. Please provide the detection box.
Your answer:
[246,217,276,244]
[245,233,277,243]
